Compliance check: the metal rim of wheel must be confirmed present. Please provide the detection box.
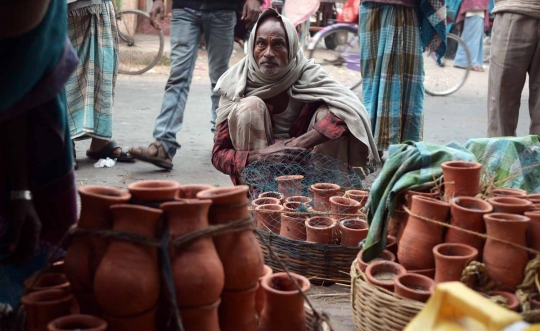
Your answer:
[308,26,363,91]
[424,33,471,97]
[116,9,165,75]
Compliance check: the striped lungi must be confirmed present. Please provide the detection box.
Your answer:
[66,1,119,140]
[359,2,425,151]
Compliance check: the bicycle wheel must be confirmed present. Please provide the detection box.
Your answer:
[116,9,164,75]
[308,26,363,91]
[424,33,471,96]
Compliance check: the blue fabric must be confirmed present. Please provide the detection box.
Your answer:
[454,15,484,67]
[419,0,448,63]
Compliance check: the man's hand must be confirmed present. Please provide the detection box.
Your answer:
[241,0,261,28]
[248,139,306,164]
[149,0,165,29]
[3,200,42,266]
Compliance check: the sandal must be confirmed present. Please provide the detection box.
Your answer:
[73,140,78,170]
[86,140,135,162]
[129,141,173,170]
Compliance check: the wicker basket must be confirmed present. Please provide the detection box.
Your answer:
[256,229,361,284]
[350,260,424,331]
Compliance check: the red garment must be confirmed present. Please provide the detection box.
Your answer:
[212,102,349,184]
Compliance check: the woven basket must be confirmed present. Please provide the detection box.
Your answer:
[350,260,424,331]
[256,229,361,284]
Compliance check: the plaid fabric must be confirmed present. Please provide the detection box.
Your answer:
[419,0,448,61]
[66,1,118,140]
[360,2,425,151]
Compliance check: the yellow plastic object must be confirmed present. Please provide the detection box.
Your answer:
[404,282,522,331]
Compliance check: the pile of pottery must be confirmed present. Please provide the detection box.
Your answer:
[253,175,369,247]
[357,160,540,309]
[20,181,313,331]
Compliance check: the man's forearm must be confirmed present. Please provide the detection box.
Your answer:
[287,130,330,150]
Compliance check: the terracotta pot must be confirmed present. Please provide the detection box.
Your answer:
[408,268,436,279]
[441,161,482,200]
[252,197,281,207]
[64,186,131,315]
[219,285,258,331]
[365,261,407,291]
[488,197,533,214]
[128,180,181,204]
[197,185,264,291]
[329,196,361,216]
[492,188,527,198]
[527,194,540,205]
[283,201,307,213]
[285,196,312,206]
[255,265,273,316]
[255,204,284,234]
[356,250,396,272]
[344,190,369,208]
[275,175,304,199]
[339,219,368,247]
[530,293,540,309]
[483,213,530,291]
[93,204,161,328]
[179,300,220,331]
[433,243,478,284]
[259,272,311,331]
[161,200,224,308]
[177,184,214,199]
[445,197,493,256]
[488,291,520,311]
[398,196,449,270]
[525,211,540,253]
[386,236,397,256]
[47,314,107,331]
[25,273,70,293]
[259,192,284,203]
[104,307,157,331]
[393,273,434,303]
[310,183,341,212]
[280,214,307,240]
[21,289,73,331]
[390,189,440,240]
[305,217,337,244]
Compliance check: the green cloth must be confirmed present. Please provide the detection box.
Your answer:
[362,141,476,261]
[464,135,540,193]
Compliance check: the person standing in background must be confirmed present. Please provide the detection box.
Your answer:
[67,0,134,170]
[454,0,489,72]
[487,0,540,137]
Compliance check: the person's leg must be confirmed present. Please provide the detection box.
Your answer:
[228,96,273,151]
[152,9,201,158]
[528,20,540,135]
[455,15,484,68]
[203,10,236,133]
[488,13,536,137]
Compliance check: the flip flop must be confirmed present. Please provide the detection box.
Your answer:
[129,142,173,170]
[86,140,135,162]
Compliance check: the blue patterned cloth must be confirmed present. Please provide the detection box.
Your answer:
[419,0,448,62]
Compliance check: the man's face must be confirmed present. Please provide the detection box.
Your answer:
[254,17,289,75]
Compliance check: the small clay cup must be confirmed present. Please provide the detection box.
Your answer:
[177,184,214,199]
[433,243,478,284]
[394,273,434,303]
[280,214,307,241]
[487,197,533,214]
[305,217,337,244]
[252,197,281,207]
[311,183,341,211]
[285,196,312,206]
[344,190,369,207]
[488,291,520,311]
[356,250,396,272]
[492,188,527,198]
[47,314,107,331]
[339,219,368,247]
[275,175,304,199]
[255,265,273,316]
[255,204,284,234]
[365,261,407,291]
[259,192,285,203]
[329,196,361,215]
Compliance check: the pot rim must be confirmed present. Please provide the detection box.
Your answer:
[252,197,281,206]
[255,204,285,212]
[285,196,312,204]
[345,190,368,196]
[441,161,482,170]
[386,235,397,246]
[260,272,311,295]
[78,185,131,201]
[365,261,407,286]
[310,183,341,192]
[261,265,273,279]
[283,201,304,211]
[110,204,163,215]
[339,219,368,231]
[525,211,540,218]
[259,191,285,200]
[357,250,396,265]
[160,199,212,210]
[451,196,493,213]
[394,273,434,294]
[487,196,533,207]
[432,243,478,260]
[483,212,530,223]
[20,288,73,306]
[275,175,304,182]
[528,194,540,199]
[31,273,69,290]
[196,185,249,202]
[128,180,181,192]
[411,195,450,207]
[491,188,527,197]
[306,216,337,230]
[47,314,108,331]
[329,196,361,207]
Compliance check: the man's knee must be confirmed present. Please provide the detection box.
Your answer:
[230,96,269,122]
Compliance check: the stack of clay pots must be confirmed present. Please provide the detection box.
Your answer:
[257,175,369,248]
[22,181,313,331]
[360,160,540,309]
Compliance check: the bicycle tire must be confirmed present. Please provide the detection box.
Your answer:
[424,33,471,96]
[116,9,164,75]
[308,25,363,91]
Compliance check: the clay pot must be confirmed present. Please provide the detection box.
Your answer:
[445,197,493,256]
[21,289,73,331]
[356,250,396,272]
[25,273,70,293]
[441,161,482,200]
[527,194,540,204]
[259,192,284,203]
[305,217,337,244]
[488,291,520,311]
[492,188,527,198]
[219,285,258,331]
[394,273,434,303]
[255,204,284,234]
[161,200,224,308]
[275,175,304,199]
[64,186,131,315]
[398,196,449,270]
[179,300,221,331]
[283,201,306,213]
[339,219,368,247]
[128,180,181,204]
[386,236,397,256]
[525,211,540,253]
[487,197,533,214]
[280,214,307,240]
[104,307,158,331]
[255,265,273,316]
[390,189,439,241]
[177,184,214,199]
[197,185,264,291]
[47,314,107,331]
[259,272,311,331]
[285,196,312,206]
[93,205,161,329]
[530,293,540,309]
[483,213,530,291]
[344,190,369,208]
[365,261,407,291]
[329,196,361,216]
[311,183,341,212]
[408,268,436,279]
[433,243,478,284]
[252,197,281,207]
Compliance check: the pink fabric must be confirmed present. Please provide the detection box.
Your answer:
[261,0,272,10]
[456,0,489,23]
[284,0,320,26]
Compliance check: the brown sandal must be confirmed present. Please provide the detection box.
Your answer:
[129,141,173,170]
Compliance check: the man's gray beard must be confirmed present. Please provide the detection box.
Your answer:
[260,66,285,75]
